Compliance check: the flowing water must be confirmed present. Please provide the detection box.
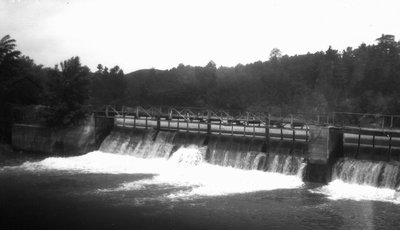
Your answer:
[2,130,400,229]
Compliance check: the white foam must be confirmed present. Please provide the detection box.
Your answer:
[311,180,400,204]
[105,163,304,198]
[1,148,304,198]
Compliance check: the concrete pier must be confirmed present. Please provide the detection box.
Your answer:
[305,126,343,183]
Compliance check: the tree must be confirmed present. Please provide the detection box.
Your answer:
[269,48,282,61]
[0,35,21,64]
[91,64,125,105]
[0,35,21,142]
[43,56,90,126]
[0,35,21,87]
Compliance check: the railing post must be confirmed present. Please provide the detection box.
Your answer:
[207,110,211,135]
[156,115,160,130]
[372,135,375,149]
[231,121,234,136]
[390,116,394,129]
[219,120,222,135]
[305,125,309,142]
[355,130,361,159]
[198,120,200,133]
[266,114,270,147]
[290,114,293,128]
[122,106,125,127]
[293,129,295,143]
[388,135,392,161]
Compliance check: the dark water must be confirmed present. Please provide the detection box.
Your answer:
[1,151,400,230]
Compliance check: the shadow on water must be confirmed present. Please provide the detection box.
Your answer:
[0,144,52,167]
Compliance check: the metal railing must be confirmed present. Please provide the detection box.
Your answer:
[94,105,400,131]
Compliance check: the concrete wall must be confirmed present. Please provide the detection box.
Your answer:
[12,115,114,155]
[305,126,343,183]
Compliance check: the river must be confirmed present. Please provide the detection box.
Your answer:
[1,148,400,230]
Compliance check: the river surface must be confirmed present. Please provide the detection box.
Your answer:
[1,150,400,230]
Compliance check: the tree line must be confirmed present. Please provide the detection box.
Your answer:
[1,34,400,142]
[121,34,400,115]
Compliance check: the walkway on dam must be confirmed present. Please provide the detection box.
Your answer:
[95,105,400,133]
[94,105,400,151]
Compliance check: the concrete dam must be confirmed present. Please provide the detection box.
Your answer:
[84,105,400,187]
[10,105,400,192]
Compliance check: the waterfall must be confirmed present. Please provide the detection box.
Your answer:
[263,153,306,176]
[168,146,204,166]
[206,135,265,169]
[99,128,146,154]
[99,129,307,180]
[134,130,176,158]
[332,158,400,189]
[99,128,176,159]
[312,158,400,203]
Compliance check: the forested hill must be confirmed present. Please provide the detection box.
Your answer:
[122,34,400,114]
[1,33,400,137]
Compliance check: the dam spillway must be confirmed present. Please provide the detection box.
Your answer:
[9,105,400,196]
[91,123,400,200]
[91,106,400,185]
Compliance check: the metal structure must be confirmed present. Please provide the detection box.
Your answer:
[94,105,400,154]
[95,105,311,142]
[91,105,400,158]
[95,105,400,129]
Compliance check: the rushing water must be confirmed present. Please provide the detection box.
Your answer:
[1,149,304,198]
[2,130,400,229]
[313,158,400,204]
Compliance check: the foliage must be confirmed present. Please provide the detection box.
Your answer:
[121,34,400,115]
[0,35,22,142]
[2,32,400,139]
[90,64,125,106]
[42,57,90,126]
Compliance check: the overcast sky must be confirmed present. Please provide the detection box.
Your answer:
[1,0,399,73]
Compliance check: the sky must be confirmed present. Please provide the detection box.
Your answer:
[1,0,400,73]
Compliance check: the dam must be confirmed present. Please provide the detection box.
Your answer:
[90,105,400,184]
[4,105,400,229]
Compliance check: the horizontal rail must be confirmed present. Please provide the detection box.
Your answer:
[95,105,400,138]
